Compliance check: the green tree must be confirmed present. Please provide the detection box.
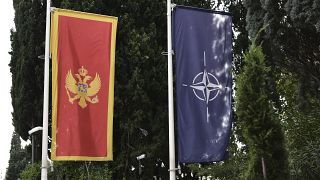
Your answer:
[10,0,250,179]
[277,73,320,179]
[281,0,320,103]
[20,163,40,180]
[235,41,288,179]
[244,0,320,103]
[21,161,113,180]
[6,132,30,180]
[10,0,46,162]
[243,1,320,178]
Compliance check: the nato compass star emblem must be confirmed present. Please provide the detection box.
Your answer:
[183,51,223,123]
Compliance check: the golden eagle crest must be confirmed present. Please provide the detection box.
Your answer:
[65,66,101,108]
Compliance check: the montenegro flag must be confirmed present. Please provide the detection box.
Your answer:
[51,9,117,161]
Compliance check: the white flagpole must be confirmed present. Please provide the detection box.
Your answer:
[167,0,176,179]
[41,0,51,179]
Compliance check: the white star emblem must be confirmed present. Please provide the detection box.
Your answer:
[183,51,223,123]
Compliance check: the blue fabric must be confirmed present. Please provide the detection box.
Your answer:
[173,6,233,163]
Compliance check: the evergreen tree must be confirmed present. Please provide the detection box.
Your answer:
[281,0,320,104]
[277,73,320,179]
[275,2,320,178]
[5,132,30,180]
[10,0,46,162]
[235,41,288,179]
[243,1,320,178]
[244,0,320,104]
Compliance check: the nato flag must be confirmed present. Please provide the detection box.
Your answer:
[173,6,232,163]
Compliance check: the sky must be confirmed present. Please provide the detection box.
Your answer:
[0,0,14,178]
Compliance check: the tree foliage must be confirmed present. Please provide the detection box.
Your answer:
[10,0,46,140]
[21,161,112,180]
[10,0,46,163]
[5,132,30,180]
[277,73,320,179]
[9,0,320,179]
[244,0,320,179]
[20,163,41,180]
[282,0,320,102]
[236,41,288,179]
[9,0,246,179]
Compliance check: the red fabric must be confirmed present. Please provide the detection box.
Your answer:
[56,16,112,157]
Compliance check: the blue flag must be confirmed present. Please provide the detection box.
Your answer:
[173,6,232,163]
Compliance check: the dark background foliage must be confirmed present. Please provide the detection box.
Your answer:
[7,0,320,179]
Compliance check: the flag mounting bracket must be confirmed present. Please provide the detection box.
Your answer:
[168,167,180,171]
[171,3,177,11]
[38,55,52,60]
[161,50,174,56]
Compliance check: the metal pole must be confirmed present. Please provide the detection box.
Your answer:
[262,157,267,180]
[31,134,34,164]
[41,0,51,179]
[167,0,176,179]
[138,160,141,179]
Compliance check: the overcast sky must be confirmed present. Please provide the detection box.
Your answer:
[0,0,14,178]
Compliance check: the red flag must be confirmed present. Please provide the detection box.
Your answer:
[51,9,117,161]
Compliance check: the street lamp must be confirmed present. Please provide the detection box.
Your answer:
[136,154,146,160]
[28,126,43,135]
[28,126,43,164]
[136,154,146,179]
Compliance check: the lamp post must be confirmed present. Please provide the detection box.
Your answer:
[28,126,43,164]
[136,154,146,179]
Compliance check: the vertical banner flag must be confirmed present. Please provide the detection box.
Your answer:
[173,6,232,163]
[51,9,117,161]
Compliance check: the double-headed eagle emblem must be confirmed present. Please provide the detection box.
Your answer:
[65,66,101,108]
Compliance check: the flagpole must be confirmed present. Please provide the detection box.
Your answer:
[41,0,51,179]
[167,0,176,179]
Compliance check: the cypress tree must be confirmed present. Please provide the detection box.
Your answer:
[10,0,46,162]
[5,132,30,180]
[235,41,288,179]
[244,1,320,179]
